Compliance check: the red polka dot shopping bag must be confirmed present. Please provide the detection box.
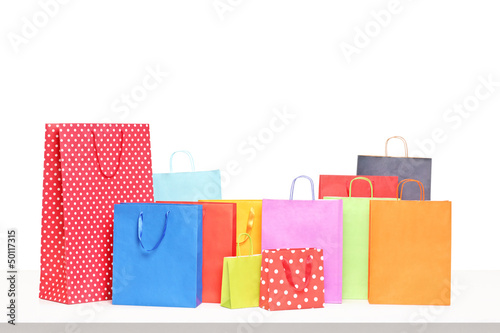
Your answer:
[39,123,154,304]
[260,248,325,311]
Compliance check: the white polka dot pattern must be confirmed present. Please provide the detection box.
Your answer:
[259,248,325,311]
[39,123,154,304]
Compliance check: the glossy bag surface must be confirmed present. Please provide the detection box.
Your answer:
[158,201,236,303]
[112,203,203,307]
[39,123,154,304]
[260,248,325,311]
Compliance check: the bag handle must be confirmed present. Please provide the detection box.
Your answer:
[91,129,124,178]
[347,177,374,198]
[236,233,253,256]
[398,179,425,201]
[281,254,313,292]
[137,211,169,252]
[385,136,408,157]
[169,150,195,172]
[236,208,255,245]
[289,175,315,200]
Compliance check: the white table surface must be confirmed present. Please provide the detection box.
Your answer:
[4,270,499,324]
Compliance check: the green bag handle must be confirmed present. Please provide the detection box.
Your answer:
[236,233,254,256]
[169,150,195,172]
[348,177,374,198]
[398,179,425,201]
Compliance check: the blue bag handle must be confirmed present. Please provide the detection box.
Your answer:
[169,151,195,172]
[289,175,315,200]
[137,211,169,252]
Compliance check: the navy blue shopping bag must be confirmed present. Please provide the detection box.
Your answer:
[112,203,203,307]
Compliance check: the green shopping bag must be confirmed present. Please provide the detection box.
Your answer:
[221,233,261,309]
[325,177,396,299]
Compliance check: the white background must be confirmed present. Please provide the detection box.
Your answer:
[0,0,499,275]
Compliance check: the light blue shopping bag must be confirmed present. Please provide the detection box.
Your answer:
[153,151,222,201]
[112,203,203,307]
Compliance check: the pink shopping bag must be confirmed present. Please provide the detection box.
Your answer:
[261,176,343,303]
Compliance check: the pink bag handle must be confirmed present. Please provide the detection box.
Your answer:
[289,175,315,200]
[398,179,425,201]
[346,177,374,198]
[385,136,409,157]
[91,129,124,179]
[281,255,313,292]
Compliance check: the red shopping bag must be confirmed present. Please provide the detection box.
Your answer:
[157,201,237,303]
[260,248,325,311]
[39,123,154,304]
[319,175,398,199]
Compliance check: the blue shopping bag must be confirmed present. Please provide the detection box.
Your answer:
[112,203,203,307]
[153,151,222,201]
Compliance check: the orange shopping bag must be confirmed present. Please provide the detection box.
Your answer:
[368,179,452,305]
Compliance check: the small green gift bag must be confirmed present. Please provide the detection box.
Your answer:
[221,233,262,309]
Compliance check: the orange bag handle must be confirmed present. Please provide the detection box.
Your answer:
[236,207,255,245]
[385,136,408,157]
[398,179,424,201]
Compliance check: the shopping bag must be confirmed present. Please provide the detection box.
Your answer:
[158,201,236,303]
[39,123,154,304]
[261,176,343,303]
[325,177,396,299]
[153,150,222,201]
[319,175,398,199]
[221,233,262,309]
[200,200,262,257]
[357,136,432,200]
[112,203,203,307]
[368,180,452,305]
[260,248,325,311]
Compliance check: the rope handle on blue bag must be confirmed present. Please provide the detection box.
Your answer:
[236,233,254,257]
[289,175,315,200]
[169,150,195,172]
[137,211,169,252]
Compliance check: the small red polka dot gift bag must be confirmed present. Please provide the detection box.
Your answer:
[39,123,154,304]
[260,248,325,311]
